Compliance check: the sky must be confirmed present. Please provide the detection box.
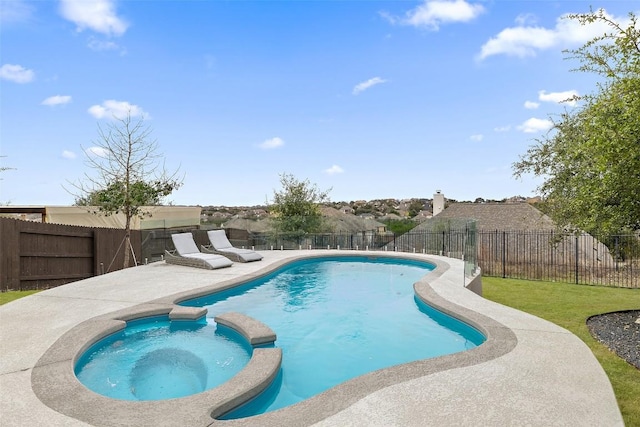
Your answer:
[1,0,638,207]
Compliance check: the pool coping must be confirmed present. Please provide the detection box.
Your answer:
[1,250,624,426]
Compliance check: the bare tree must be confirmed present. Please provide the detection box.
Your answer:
[0,155,15,176]
[69,112,182,268]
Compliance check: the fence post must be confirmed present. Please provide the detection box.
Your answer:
[575,235,579,284]
[502,231,506,279]
[614,235,619,272]
[0,218,21,291]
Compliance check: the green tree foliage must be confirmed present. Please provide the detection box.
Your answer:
[383,219,416,235]
[407,200,425,217]
[269,173,331,235]
[70,113,182,268]
[514,10,640,234]
[74,180,172,208]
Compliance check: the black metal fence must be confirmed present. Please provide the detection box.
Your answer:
[383,228,637,288]
[475,230,638,288]
[146,225,480,282]
[144,227,638,288]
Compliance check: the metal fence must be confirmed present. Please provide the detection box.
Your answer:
[148,225,480,282]
[476,230,638,288]
[380,228,637,288]
[5,217,636,291]
[153,227,637,288]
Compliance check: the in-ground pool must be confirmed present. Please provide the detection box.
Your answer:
[75,256,485,417]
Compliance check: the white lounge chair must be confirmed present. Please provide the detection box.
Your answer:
[202,230,263,263]
[165,232,233,270]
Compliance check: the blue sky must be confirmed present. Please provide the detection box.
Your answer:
[1,0,637,206]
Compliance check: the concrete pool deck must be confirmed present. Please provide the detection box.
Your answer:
[0,251,623,426]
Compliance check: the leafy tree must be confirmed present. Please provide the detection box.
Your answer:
[74,180,172,208]
[514,10,640,234]
[269,173,331,235]
[354,206,373,215]
[70,112,182,268]
[407,200,424,217]
[383,219,417,235]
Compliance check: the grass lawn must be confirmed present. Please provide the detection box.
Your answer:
[482,276,640,427]
[0,289,41,305]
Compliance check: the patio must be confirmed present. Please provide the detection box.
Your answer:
[0,251,623,426]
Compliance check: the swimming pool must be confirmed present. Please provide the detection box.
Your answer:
[74,256,485,418]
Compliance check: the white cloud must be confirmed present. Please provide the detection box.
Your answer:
[324,165,344,175]
[478,9,626,60]
[85,146,109,158]
[514,13,537,26]
[524,101,539,109]
[41,95,72,106]
[0,64,34,83]
[59,0,128,36]
[258,137,284,150]
[494,125,511,132]
[88,100,146,119]
[479,26,557,59]
[387,0,484,30]
[518,117,553,133]
[353,77,387,95]
[87,37,121,52]
[470,134,483,142]
[538,89,579,106]
[62,150,77,159]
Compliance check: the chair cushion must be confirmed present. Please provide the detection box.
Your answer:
[207,230,233,250]
[171,233,200,255]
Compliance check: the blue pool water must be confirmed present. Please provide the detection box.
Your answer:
[75,256,485,417]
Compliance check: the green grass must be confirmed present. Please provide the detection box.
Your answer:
[0,289,40,305]
[482,277,640,427]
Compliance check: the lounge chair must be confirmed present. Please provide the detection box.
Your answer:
[165,232,233,270]
[202,230,263,263]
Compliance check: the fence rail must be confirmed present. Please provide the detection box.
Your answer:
[145,227,638,288]
[0,217,141,291]
[2,217,638,290]
[475,230,638,288]
[227,228,637,288]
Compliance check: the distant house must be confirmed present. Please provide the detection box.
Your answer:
[223,206,386,235]
[358,213,376,220]
[427,202,556,231]
[339,205,354,215]
[413,210,433,222]
[321,207,385,233]
[0,205,202,230]
[391,202,613,272]
[379,213,403,221]
[222,217,274,233]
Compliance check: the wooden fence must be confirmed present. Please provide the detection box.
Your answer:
[0,217,141,291]
[3,218,637,290]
